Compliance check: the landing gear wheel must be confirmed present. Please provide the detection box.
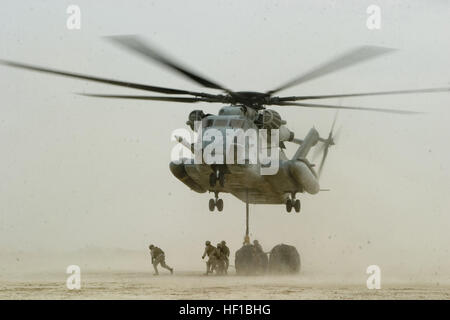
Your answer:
[294,199,301,213]
[216,199,224,212]
[209,174,217,187]
[219,173,225,187]
[208,199,215,212]
[286,199,292,213]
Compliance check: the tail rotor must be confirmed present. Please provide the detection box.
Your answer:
[315,112,339,177]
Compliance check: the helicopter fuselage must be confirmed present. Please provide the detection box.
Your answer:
[172,158,318,205]
[170,106,321,207]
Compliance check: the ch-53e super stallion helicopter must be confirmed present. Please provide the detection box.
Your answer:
[2,35,449,218]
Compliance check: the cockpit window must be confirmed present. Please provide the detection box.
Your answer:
[230,119,244,128]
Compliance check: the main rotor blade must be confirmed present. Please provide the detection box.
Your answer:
[276,87,450,102]
[273,102,420,115]
[0,59,217,97]
[78,93,217,103]
[267,46,395,95]
[107,35,230,92]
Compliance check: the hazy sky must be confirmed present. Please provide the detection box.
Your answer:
[0,0,449,275]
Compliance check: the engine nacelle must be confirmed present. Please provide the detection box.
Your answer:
[259,110,294,142]
[289,160,320,194]
[261,109,283,129]
[186,110,205,130]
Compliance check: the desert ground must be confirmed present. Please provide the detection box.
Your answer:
[1,248,449,300]
[1,271,449,300]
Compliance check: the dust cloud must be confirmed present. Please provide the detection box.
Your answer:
[0,0,449,299]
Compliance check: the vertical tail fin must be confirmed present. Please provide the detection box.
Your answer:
[292,127,320,160]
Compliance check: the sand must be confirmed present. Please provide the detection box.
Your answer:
[1,271,449,300]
